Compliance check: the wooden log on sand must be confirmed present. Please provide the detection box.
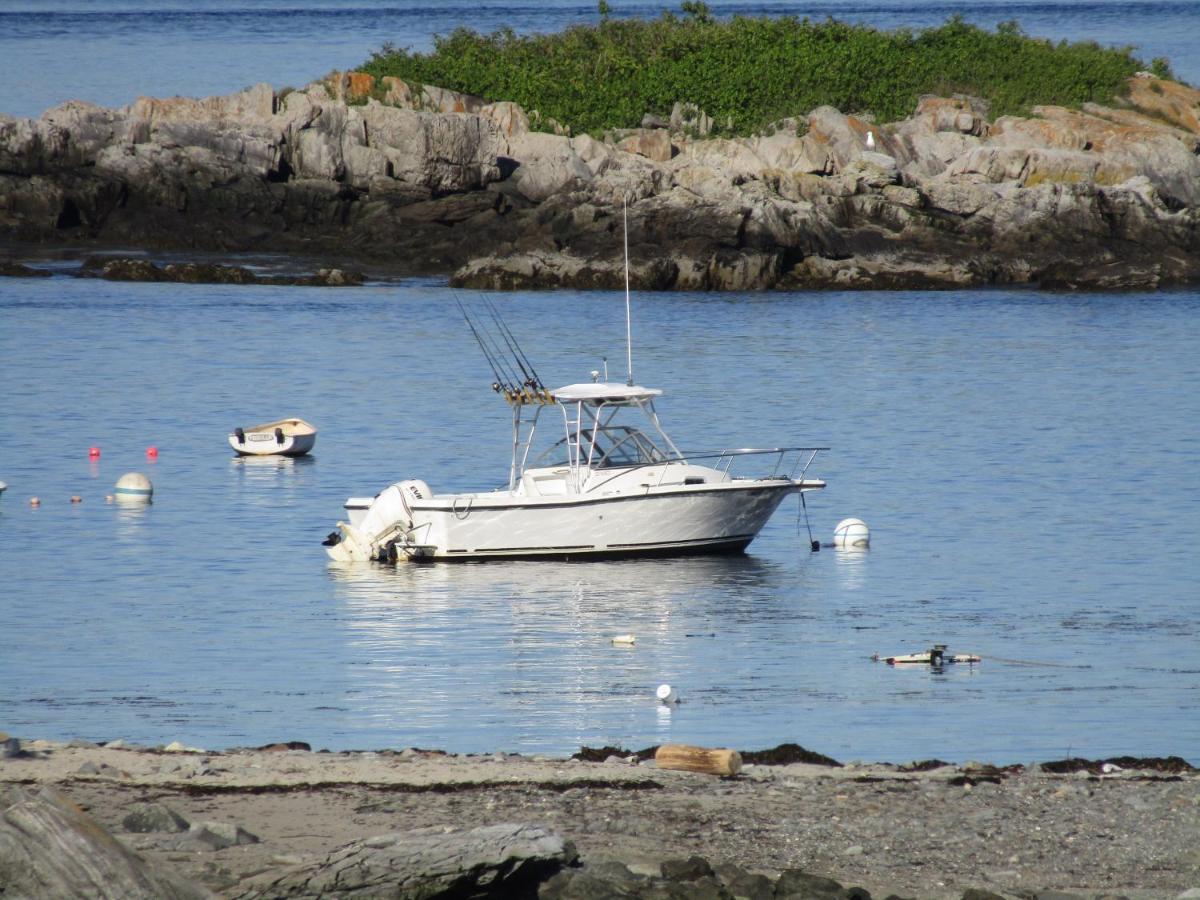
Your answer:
[655,744,742,776]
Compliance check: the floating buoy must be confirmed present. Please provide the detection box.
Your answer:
[88,446,101,460]
[611,634,637,645]
[865,130,876,150]
[0,480,7,497]
[105,495,114,503]
[656,684,679,705]
[833,517,870,548]
[146,446,158,460]
[29,496,40,507]
[70,495,82,504]
[114,472,153,503]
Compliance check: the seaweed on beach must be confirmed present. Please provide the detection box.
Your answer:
[1041,755,1196,775]
[739,743,841,767]
[573,745,659,762]
[898,759,954,772]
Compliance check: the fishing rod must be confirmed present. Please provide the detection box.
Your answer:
[482,296,550,401]
[483,297,536,392]
[456,298,519,400]
[472,303,526,397]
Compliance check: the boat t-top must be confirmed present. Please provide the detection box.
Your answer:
[323,202,826,563]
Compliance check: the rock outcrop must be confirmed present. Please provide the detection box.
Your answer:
[0,786,206,899]
[237,823,574,899]
[2,72,1199,289]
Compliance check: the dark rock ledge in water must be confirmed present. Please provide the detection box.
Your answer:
[2,73,1199,290]
[71,256,364,286]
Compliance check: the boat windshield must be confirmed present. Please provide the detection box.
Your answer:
[534,425,669,469]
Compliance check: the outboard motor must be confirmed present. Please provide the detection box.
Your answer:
[324,479,433,562]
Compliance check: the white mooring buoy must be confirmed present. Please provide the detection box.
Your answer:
[833,517,870,549]
[114,472,153,503]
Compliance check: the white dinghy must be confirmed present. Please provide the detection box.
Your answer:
[323,201,826,563]
[229,418,317,457]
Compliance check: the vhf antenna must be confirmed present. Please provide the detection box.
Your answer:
[624,194,633,387]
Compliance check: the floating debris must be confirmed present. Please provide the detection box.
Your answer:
[872,644,981,666]
[656,684,679,704]
[611,634,636,646]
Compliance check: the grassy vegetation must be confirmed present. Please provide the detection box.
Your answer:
[360,10,1171,137]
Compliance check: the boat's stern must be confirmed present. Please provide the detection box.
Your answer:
[323,480,432,562]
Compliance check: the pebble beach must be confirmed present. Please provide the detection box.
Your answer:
[3,735,1197,899]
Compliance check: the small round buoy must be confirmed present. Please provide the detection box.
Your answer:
[0,480,7,496]
[30,496,41,507]
[833,517,870,549]
[70,495,82,504]
[114,472,153,503]
[656,684,679,704]
[88,446,101,460]
[146,446,158,460]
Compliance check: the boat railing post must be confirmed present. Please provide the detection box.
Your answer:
[510,405,521,491]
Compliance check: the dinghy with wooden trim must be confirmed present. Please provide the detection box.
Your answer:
[229,418,317,457]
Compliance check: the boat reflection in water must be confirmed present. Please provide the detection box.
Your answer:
[325,554,810,753]
[231,454,315,481]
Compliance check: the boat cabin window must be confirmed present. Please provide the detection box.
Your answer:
[591,426,667,468]
[533,425,668,469]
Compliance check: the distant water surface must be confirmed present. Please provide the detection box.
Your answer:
[1,273,1198,761]
[0,0,1196,119]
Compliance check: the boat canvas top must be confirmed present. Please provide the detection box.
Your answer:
[551,383,663,404]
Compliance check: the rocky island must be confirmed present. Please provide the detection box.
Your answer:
[2,18,1199,291]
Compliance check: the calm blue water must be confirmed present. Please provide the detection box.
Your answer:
[1,271,1198,762]
[0,0,1196,120]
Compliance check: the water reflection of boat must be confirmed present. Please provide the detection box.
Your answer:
[231,454,314,477]
[329,553,782,618]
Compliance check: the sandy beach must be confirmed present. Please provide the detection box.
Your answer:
[2,738,1197,899]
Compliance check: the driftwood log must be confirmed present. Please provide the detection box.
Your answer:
[655,744,743,776]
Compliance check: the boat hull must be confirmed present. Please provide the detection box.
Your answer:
[330,479,816,562]
[229,419,317,457]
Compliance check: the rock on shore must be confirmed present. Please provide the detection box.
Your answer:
[2,72,1199,290]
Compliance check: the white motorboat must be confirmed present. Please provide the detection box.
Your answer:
[325,378,825,562]
[323,201,825,563]
[229,417,317,457]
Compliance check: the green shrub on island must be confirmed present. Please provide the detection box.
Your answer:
[360,12,1170,136]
